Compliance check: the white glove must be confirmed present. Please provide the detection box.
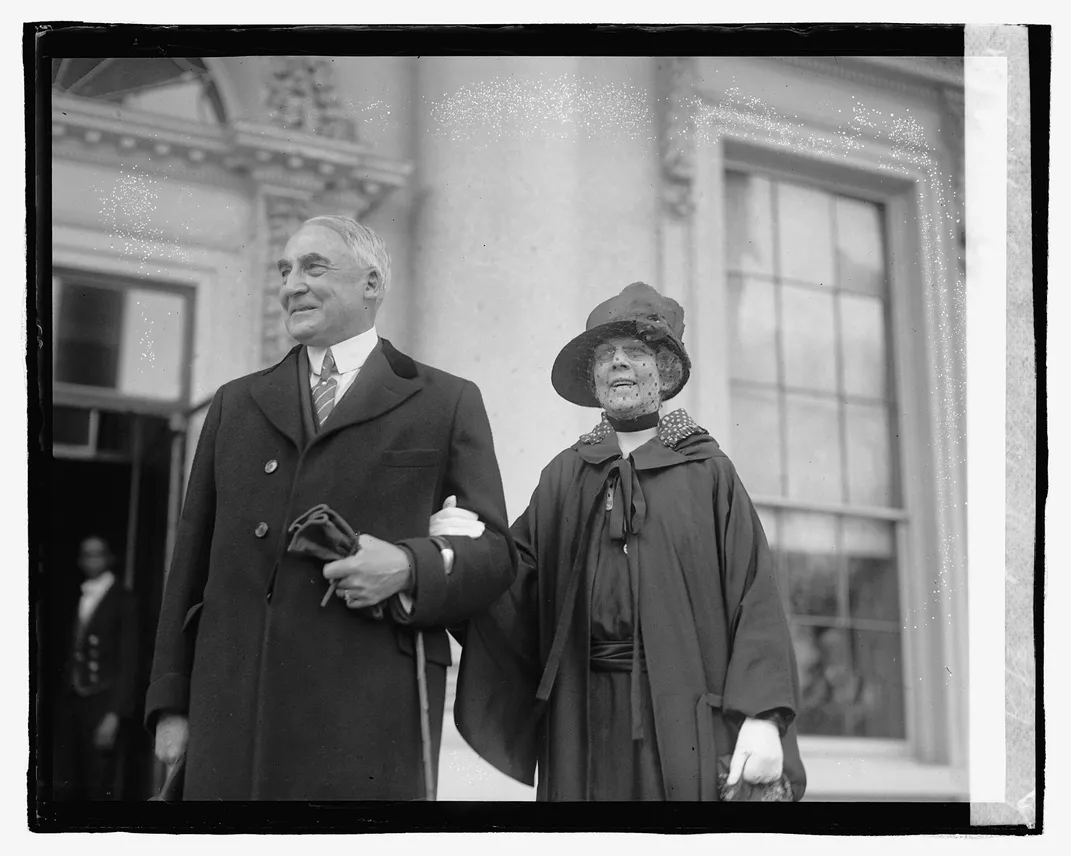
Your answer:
[727,717,783,785]
[154,713,189,765]
[429,495,485,538]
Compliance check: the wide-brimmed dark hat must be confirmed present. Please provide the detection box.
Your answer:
[551,282,691,408]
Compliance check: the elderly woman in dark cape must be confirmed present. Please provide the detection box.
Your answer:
[444,283,806,801]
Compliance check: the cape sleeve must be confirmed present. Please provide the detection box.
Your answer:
[715,457,801,724]
[452,469,551,787]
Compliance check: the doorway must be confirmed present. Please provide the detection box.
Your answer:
[41,412,181,801]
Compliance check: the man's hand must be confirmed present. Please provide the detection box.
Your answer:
[94,712,120,751]
[727,717,783,785]
[154,713,188,765]
[430,495,485,538]
[325,534,412,609]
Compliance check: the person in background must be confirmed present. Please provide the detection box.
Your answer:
[449,282,807,801]
[53,535,137,800]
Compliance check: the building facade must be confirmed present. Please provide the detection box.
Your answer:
[47,55,967,801]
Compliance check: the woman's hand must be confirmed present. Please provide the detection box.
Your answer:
[429,495,485,538]
[727,717,783,785]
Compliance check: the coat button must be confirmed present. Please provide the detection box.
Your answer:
[264,460,278,474]
[88,635,99,644]
[89,662,99,672]
[255,522,270,538]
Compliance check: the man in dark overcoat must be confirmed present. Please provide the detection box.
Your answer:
[146,215,517,800]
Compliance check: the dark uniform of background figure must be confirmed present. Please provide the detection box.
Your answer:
[52,536,137,801]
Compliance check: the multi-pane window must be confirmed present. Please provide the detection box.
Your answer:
[52,405,136,458]
[53,272,190,403]
[725,170,906,739]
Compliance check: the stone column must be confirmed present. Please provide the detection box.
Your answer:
[656,57,702,423]
[411,56,661,519]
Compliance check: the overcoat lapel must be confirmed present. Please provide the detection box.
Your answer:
[311,343,423,445]
[250,346,305,448]
[249,342,424,449]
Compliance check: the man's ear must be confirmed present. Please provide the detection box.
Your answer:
[363,269,383,301]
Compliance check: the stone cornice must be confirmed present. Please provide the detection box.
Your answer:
[52,94,412,205]
[848,56,965,89]
[768,56,964,100]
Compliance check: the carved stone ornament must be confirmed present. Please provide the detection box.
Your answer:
[260,192,311,365]
[265,57,358,143]
[660,57,698,218]
[52,58,413,369]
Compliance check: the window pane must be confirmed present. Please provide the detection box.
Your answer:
[725,172,775,276]
[782,285,837,392]
[53,405,91,446]
[729,275,778,384]
[117,290,187,400]
[781,512,839,617]
[729,386,783,497]
[785,393,843,503]
[792,623,855,736]
[777,182,834,286]
[845,402,895,507]
[849,629,906,738]
[836,197,886,296]
[55,284,125,388]
[97,410,133,454]
[840,293,888,399]
[845,518,900,621]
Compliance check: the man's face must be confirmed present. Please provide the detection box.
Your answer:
[78,538,112,579]
[278,225,376,347]
[592,336,662,419]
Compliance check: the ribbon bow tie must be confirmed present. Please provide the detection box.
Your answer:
[604,457,648,542]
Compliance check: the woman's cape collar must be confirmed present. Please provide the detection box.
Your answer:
[573,408,722,468]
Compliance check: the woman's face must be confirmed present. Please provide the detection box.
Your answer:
[592,336,662,419]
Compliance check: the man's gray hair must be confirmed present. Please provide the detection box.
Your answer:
[303,215,393,297]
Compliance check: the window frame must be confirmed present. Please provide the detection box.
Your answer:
[667,72,967,795]
[717,148,950,765]
[723,164,911,742]
[51,267,197,414]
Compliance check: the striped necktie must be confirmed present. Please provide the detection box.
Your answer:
[313,348,338,428]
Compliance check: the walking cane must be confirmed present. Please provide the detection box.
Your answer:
[415,631,436,800]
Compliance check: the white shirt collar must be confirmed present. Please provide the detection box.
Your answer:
[79,571,115,625]
[308,326,379,377]
[81,570,115,599]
